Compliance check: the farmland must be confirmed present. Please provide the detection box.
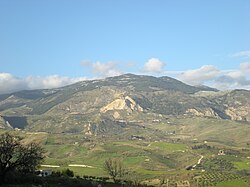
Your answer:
[1,116,249,186]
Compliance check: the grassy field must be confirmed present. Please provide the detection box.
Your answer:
[212,179,250,187]
[233,158,250,170]
[149,142,187,152]
[1,116,250,186]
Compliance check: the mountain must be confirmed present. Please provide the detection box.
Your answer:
[0,74,249,133]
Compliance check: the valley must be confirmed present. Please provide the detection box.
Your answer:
[1,116,249,186]
[0,74,250,186]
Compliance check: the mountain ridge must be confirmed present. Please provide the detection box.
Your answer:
[0,74,249,132]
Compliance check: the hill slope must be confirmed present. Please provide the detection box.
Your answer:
[0,74,249,133]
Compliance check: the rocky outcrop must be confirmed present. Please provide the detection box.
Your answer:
[84,123,92,135]
[225,106,250,121]
[0,115,13,129]
[186,108,220,118]
[100,96,143,113]
[186,106,250,122]
[0,116,6,128]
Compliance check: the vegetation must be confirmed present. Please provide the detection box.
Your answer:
[213,179,249,187]
[0,133,44,184]
[0,74,249,132]
[0,125,249,186]
[61,168,74,177]
[0,74,249,186]
[104,158,126,183]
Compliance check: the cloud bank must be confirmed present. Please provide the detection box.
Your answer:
[1,58,250,95]
[177,65,220,85]
[213,62,250,90]
[0,60,124,94]
[0,73,86,94]
[177,62,250,90]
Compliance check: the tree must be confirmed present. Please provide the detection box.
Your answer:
[0,133,44,184]
[103,158,126,183]
[61,168,74,177]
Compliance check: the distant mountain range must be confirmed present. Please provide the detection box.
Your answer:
[0,74,249,133]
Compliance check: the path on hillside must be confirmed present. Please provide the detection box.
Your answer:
[192,155,204,168]
[197,155,204,164]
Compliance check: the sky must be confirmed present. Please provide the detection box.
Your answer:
[0,0,250,94]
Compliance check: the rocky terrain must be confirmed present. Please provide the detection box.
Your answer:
[1,74,250,187]
[0,74,249,133]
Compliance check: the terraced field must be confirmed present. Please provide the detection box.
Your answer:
[1,116,250,186]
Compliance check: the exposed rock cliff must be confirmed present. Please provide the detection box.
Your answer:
[100,96,143,113]
[186,108,220,118]
[225,106,250,121]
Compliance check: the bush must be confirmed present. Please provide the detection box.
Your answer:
[62,168,74,177]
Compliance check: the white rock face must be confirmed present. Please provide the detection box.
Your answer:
[225,106,250,121]
[186,108,220,118]
[100,96,143,113]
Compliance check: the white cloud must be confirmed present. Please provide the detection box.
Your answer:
[232,50,250,58]
[177,65,220,85]
[0,73,87,94]
[2,59,250,95]
[206,62,250,90]
[214,74,250,90]
[0,60,124,94]
[25,75,86,90]
[92,61,122,77]
[175,63,250,90]
[81,61,122,77]
[143,58,165,73]
[225,71,243,79]
[240,62,250,73]
[0,73,28,94]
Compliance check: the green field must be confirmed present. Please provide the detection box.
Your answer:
[234,159,250,170]
[1,116,250,186]
[213,179,250,187]
[150,142,187,152]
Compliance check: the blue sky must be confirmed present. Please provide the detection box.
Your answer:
[0,0,250,93]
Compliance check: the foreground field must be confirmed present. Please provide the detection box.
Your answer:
[1,117,250,186]
[213,179,249,187]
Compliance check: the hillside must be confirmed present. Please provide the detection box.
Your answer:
[0,74,249,134]
[1,74,250,186]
